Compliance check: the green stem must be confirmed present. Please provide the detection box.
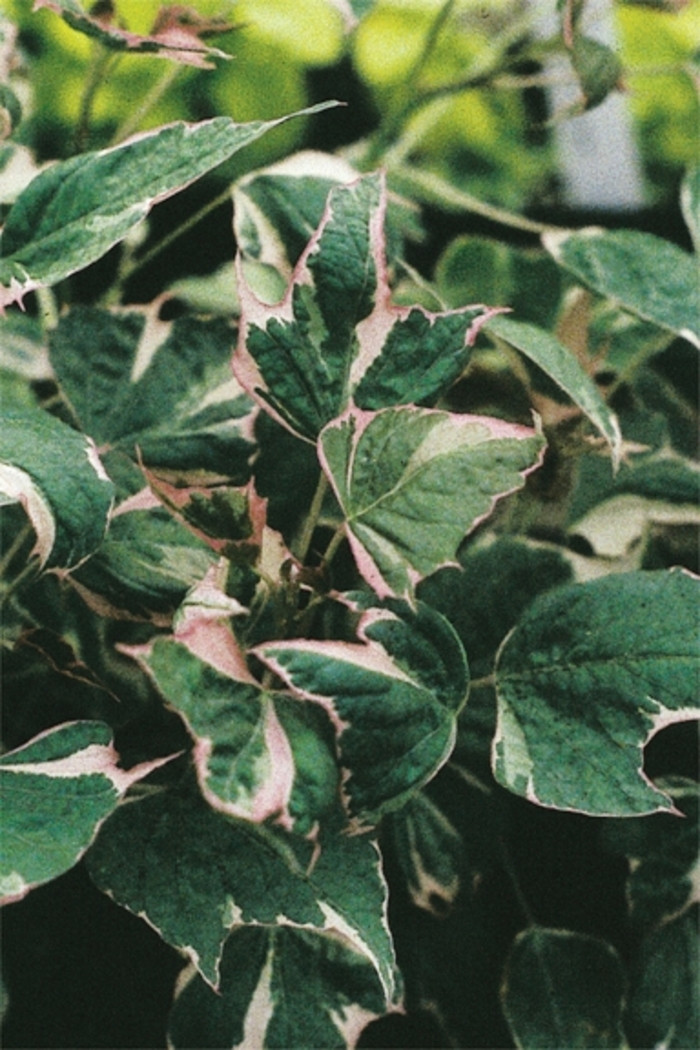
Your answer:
[71,44,119,155]
[0,523,33,579]
[0,557,41,609]
[117,184,233,289]
[293,472,329,565]
[110,63,182,146]
[363,0,457,167]
[321,523,347,569]
[390,165,569,236]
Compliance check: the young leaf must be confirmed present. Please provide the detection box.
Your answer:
[50,308,257,477]
[543,228,700,349]
[0,102,338,311]
[234,172,495,441]
[319,406,545,601]
[571,35,623,112]
[168,926,388,1050]
[0,720,175,904]
[257,599,469,827]
[139,636,338,835]
[493,569,700,816]
[485,314,622,467]
[86,788,397,999]
[502,928,626,1050]
[0,406,114,570]
[33,0,236,68]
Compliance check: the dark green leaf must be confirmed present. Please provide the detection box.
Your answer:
[168,927,387,1049]
[502,928,626,1049]
[494,569,700,815]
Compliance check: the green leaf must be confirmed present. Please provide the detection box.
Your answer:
[71,507,216,622]
[0,406,114,570]
[258,599,468,827]
[502,928,626,1049]
[383,789,463,914]
[0,102,338,310]
[50,308,256,476]
[571,35,623,112]
[0,720,173,903]
[33,0,235,68]
[486,315,621,466]
[601,777,699,926]
[493,569,700,815]
[543,228,700,349]
[168,926,388,1050]
[319,406,545,601]
[141,637,338,835]
[86,788,397,998]
[234,173,493,442]
[681,163,700,254]
[625,910,699,1050]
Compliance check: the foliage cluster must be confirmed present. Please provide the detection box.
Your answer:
[1,2,699,1048]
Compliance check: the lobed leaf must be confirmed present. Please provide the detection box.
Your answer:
[50,308,256,476]
[0,720,174,904]
[319,406,545,601]
[0,406,114,570]
[86,789,397,999]
[543,228,700,349]
[502,928,626,1049]
[168,926,388,1050]
[0,102,338,311]
[234,172,495,442]
[493,569,700,816]
[486,314,621,467]
[258,599,469,827]
[140,637,338,835]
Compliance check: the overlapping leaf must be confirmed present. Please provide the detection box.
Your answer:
[543,228,700,349]
[86,789,397,998]
[50,308,256,476]
[234,172,495,442]
[0,720,174,904]
[384,789,463,915]
[258,599,469,827]
[486,314,621,466]
[493,569,700,815]
[0,102,337,310]
[681,163,700,254]
[319,406,545,601]
[169,926,388,1050]
[139,636,338,835]
[502,928,626,1049]
[0,406,114,570]
[34,0,235,68]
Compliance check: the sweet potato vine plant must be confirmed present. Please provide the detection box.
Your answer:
[1,2,699,1048]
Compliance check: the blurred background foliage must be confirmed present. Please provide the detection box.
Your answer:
[3,0,699,207]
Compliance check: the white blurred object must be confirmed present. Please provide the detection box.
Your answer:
[529,0,646,210]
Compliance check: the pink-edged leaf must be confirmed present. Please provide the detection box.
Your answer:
[319,406,546,602]
[87,792,398,999]
[0,720,177,903]
[131,634,338,835]
[234,171,496,442]
[33,0,236,68]
[257,598,468,828]
[0,102,338,311]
